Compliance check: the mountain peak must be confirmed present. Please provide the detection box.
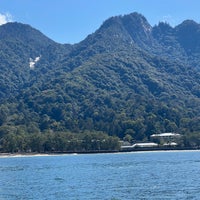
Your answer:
[93,12,153,51]
[175,19,200,54]
[123,12,151,29]
[0,22,56,47]
[175,19,200,33]
[0,22,36,37]
[121,12,152,38]
[101,12,152,32]
[178,19,199,27]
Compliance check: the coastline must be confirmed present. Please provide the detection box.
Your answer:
[0,152,53,158]
[1,147,200,158]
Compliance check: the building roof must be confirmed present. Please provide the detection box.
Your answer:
[163,142,178,146]
[132,142,158,147]
[150,133,181,137]
[121,142,158,149]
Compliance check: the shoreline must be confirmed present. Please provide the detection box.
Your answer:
[1,147,200,158]
[0,152,53,158]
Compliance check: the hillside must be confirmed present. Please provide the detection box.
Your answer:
[0,22,72,99]
[1,12,200,152]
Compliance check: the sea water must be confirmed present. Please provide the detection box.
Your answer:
[0,151,200,200]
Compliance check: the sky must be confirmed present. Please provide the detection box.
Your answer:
[0,0,200,44]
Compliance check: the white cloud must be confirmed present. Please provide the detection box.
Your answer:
[0,13,13,25]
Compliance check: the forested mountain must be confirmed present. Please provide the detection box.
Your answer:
[0,22,72,98]
[1,12,200,152]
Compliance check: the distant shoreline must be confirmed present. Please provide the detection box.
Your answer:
[0,153,53,158]
[1,147,200,158]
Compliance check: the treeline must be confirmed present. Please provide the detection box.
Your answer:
[0,131,120,153]
[2,19,200,153]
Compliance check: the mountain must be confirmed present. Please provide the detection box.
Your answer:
[1,12,200,152]
[0,22,72,99]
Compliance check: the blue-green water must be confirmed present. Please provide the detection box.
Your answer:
[0,151,200,200]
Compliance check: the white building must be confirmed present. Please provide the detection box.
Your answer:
[150,132,181,146]
[121,142,158,150]
[151,133,181,138]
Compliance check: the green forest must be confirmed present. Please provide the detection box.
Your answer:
[1,13,200,153]
[0,131,120,153]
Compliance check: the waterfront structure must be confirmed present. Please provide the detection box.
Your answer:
[150,132,181,146]
[121,142,158,150]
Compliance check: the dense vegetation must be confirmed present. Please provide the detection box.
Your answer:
[0,131,120,153]
[1,13,200,152]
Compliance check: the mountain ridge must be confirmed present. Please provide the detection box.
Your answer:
[1,12,200,151]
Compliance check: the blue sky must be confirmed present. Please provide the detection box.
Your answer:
[0,0,200,44]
